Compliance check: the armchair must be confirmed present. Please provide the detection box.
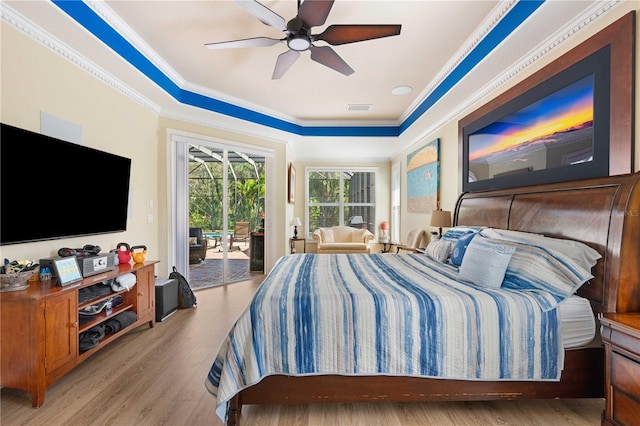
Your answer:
[396,229,427,254]
[189,227,208,264]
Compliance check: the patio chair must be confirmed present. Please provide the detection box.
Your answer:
[189,227,208,264]
[230,221,250,251]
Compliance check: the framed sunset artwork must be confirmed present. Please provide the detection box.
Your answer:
[461,46,612,193]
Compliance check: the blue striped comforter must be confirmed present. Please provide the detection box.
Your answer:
[206,253,562,419]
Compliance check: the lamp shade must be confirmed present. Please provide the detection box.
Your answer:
[291,217,302,227]
[430,210,452,228]
[349,216,364,225]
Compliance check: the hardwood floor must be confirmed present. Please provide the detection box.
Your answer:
[1,277,604,425]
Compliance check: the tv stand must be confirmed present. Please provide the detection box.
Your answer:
[0,260,158,407]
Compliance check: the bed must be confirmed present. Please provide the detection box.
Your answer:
[206,173,640,425]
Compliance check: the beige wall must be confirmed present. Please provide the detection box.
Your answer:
[0,24,161,273]
[391,5,640,243]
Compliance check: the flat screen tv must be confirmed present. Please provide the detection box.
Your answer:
[1,123,132,245]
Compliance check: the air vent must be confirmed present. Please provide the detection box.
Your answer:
[347,104,372,111]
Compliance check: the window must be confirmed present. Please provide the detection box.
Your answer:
[306,167,377,238]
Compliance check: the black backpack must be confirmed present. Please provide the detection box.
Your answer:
[169,266,197,309]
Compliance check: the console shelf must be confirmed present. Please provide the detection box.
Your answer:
[0,260,158,407]
[78,303,135,333]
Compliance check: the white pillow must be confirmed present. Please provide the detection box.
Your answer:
[458,236,515,288]
[320,228,334,243]
[425,239,453,263]
[480,228,601,269]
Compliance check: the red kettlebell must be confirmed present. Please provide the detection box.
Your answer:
[116,242,132,264]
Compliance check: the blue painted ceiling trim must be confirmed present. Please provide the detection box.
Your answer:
[52,0,544,138]
[400,0,544,133]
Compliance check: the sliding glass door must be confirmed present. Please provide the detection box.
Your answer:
[172,134,269,289]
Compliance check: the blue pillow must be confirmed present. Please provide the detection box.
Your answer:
[442,226,482,242]
[449,232,478,266]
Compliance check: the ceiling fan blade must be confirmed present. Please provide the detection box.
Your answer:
[297,0,334,28]
[272,49,301,79]
[235,0,287,31]
[309,45,354,76]
[315,24,401,45]
[205,37,283,49]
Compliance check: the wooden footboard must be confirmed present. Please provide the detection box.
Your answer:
[228,348,604,425]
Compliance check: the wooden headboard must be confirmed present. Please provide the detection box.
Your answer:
[454,173,640,314]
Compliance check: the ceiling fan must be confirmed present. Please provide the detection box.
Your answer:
[205,0,401,79]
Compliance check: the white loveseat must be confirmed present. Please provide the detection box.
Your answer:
[312,226,375,254]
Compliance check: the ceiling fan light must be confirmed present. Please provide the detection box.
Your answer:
[289,36,311,51]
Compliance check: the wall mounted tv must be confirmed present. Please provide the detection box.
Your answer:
[1,123,132,245]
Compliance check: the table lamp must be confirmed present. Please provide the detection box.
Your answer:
[430,209,452,238]
[380,221,390,243]
[291,217,302,238]
[349,216,364,227]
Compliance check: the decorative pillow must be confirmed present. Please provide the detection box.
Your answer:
[480,228,543,240]
[351,228,367,242]
[458,236,515,288]
[449,232,478,266]
[442,226,483,243]
[425,239,453,263]
[496,239,596,310]
[189,237,198,245]
[480,228,601,269]
[320,228,334,243]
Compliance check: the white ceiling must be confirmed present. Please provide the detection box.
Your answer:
[1,1,622,161]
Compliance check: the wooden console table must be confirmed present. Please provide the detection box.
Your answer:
[0,261,158,407]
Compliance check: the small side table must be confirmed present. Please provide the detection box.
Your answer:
[289,237,306,254]
[600,312,640,426]
[381,242,394,253]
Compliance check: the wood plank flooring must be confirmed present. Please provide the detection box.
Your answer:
[1,277,604,425]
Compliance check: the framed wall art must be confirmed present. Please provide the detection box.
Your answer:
[288,162,296,204]
[407,138,440,213]
[458,12,634,193]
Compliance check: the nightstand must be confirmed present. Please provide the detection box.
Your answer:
[599,313,640,426]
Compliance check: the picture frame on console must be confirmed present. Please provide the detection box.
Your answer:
[459,12,634,193]
[51,257,83,287]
